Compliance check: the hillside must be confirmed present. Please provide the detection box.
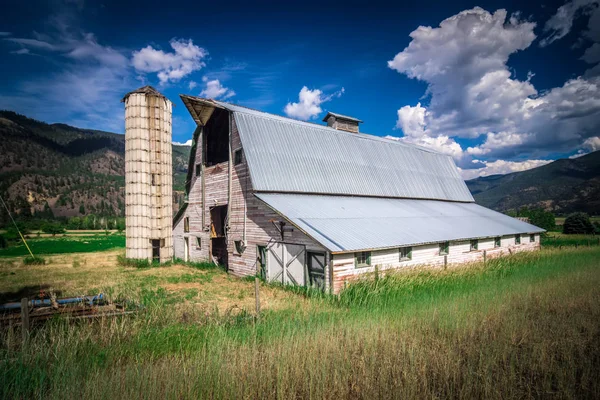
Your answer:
[0,111,190,224]
[466,151,600,215]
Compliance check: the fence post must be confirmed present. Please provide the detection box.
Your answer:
[254,277,260,321]
[21,298,29,344]
[444,255,448,270]
[483,250,487,264]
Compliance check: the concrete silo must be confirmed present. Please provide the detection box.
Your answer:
[122,86,173,263]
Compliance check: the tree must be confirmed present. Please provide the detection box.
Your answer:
[527,209,555,231]
[79,203,85,215]
[67,216,82,230]
[41,221,65,236]
[563,213,595,234]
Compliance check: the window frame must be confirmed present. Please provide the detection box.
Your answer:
[196,237,201,248]
[399,246,412,262]
[234,148,243,165]
[354,251,371,268]
[470,239,478,252]
[195,163,201,176]
[529,234,535,243]
[515,234,521,245]
[439,241,449,256]
[184,217,189,233]
[494,237,501,248]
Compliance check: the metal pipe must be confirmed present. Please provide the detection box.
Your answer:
[0,294,104,311]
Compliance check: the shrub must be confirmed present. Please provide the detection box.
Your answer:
[23,256,45,265]
[41,221,65,236]
[563,212,595,234]
[0,234,6,249]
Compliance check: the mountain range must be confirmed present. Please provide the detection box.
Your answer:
[466,151,600,215]
[0,111,190,224]
[1,110,598,225]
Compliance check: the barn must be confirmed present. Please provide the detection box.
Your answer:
[173,95,544,294]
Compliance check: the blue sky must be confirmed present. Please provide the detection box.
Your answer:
[1,0,599,179]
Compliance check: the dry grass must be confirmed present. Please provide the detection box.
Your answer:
[0,250,312,313]
[0,247,599,399]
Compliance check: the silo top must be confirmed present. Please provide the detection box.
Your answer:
[122,85,167,102]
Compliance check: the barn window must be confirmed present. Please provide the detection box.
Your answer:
[494,237,501,248]
[470,239,478,251]
[515,234,521,245]
[151,173,156,186]
[529,234,535,243]
[234,148,243,165]
[257,245,267,279]
[184,217,189,233]
[234,240,246,255]
[355,251,371,268]
[195,164,201,176]
[399,247,412,261]
[196,237,201,248]
[439,242,449,256]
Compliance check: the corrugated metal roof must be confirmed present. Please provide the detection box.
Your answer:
[217,102,473,202]
[256,193,544,253]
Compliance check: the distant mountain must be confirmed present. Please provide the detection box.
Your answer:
[0,111,190,223]
[466,151,600,215]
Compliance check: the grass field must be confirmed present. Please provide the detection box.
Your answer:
[541,232,600,247]
[0,246,599,399]
[0,235,125,257]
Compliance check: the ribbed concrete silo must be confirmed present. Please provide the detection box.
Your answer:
[122,86,173,263]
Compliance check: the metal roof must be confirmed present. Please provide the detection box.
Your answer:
[223,104,474,202]
[322,111,363,123]
[256,193,545,253]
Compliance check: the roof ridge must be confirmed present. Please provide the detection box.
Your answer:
[221,102,443,155]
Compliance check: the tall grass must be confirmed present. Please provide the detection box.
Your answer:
[1,248,599,399]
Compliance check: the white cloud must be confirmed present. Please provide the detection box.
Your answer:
[388,7,600,169]
[539,0,598,47]
[173,139,193,146]
[0,8,132,132]
[188,80,197,90]
[284,86,345,120]
[459,159,553,180]
[10,48,31,55]
[132,38,207,84]
[199,77,235,100]
[583,136,600,151]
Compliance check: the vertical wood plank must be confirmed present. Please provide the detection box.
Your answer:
[21,298,29,343]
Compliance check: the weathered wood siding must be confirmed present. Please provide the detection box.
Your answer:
[226,120,330,288]
[173,115,330,290]
[331,234,541,294]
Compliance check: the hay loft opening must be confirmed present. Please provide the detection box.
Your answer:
[204,107,229,166]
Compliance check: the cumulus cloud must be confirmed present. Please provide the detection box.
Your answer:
[284,86,345,120]
[459,159,553,180]
[188,80,197,90]
[199,76,235,100]
[387,7,600,178]
[173,139,193,146]
[132,38,207,84]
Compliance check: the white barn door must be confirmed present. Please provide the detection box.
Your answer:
[267,243,306,286]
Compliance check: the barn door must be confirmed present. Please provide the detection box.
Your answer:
[284,244,306,286]
[307,252,326,290]
[267,243,306,286]
[267,242,284,283]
